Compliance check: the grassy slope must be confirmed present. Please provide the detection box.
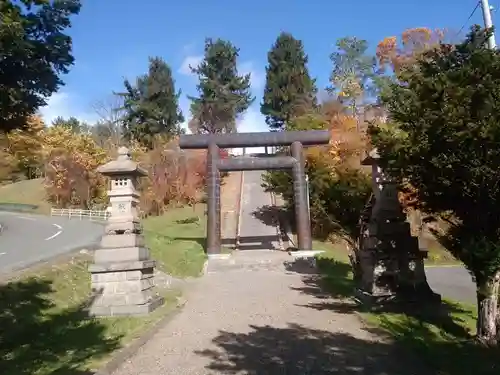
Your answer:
[0,205,207,375]
[315,243,500,375]
[144,204,207,278]
[0,178,51,214]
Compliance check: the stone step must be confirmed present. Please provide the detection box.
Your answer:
[206,250,292,273]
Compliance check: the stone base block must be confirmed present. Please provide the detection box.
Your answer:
[100,233,145,248]
[89,260,155,273]
[93,246,150,263]
[88,295,164,317]
[355,285,442,311]
[92,277,155,296]
[354,289,398,308]
[88,259,162,316]
[399,281,442,305]
[105,221,142,235]
[95,288,154,304]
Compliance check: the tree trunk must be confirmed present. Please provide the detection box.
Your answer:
[476,272,500,345]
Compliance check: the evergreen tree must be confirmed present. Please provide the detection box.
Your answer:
[119,57,184,148]
[369,26,500,343]
[0,0,81,132]
[188,38,254,134]
[261,32,317,131]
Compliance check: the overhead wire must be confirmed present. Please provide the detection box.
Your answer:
[457,1,482,36]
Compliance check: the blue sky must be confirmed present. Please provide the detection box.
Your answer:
[40,0,493,133]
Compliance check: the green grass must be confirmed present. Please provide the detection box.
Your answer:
[143,204,207,278]
[0,178,50,214]
[0,205,208,375]
[362,305,500,375]
[0,257,181,375]
[314,240,500,375]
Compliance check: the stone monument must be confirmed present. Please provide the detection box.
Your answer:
[88,146,164,316]
[351,148,440,306]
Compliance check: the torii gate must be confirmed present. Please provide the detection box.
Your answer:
[179,130,331,255]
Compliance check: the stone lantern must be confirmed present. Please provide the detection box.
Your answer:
[88,147,163,316]
[351,148,440,306]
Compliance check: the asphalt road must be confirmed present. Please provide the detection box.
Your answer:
[0,211,104,273]
[425,266,476,305]
[238,170,280,251]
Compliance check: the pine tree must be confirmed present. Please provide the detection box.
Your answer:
[119,57,184,148]
[261,32,317,131]
[188,38,254,134]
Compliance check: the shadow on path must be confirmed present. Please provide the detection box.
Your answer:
[169,235,282,252]
[251,204,287,227]
[287,257,500,375]
[223,235,281,251]
[194,257,429,375]
[196,323,414,375]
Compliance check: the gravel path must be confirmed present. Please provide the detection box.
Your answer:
[110,169,427,374]
[112,251,425,375]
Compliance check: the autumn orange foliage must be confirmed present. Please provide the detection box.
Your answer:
[130,137,208,216]
[289,100,368,173]
[376,27,451,73]
[297,102,371,242]
[329,113,367,166]
[2,119,209,215]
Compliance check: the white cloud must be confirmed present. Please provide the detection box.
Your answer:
[39,92,98,125]
[178,55,203,76]
[181,43,196,54]
[39,92,69,123]
[239,61,265,91]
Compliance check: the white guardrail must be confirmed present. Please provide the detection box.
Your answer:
[50,208,110,221]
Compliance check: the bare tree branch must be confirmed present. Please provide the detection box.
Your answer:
[91,95,125,147]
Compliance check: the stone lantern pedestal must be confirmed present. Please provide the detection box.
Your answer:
[88,147,163,316]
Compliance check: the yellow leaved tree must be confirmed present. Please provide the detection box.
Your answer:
[5,115,45,179]
[42,125,109,209]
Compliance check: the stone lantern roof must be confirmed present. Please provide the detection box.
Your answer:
[361,148,380,166]
[97,146,147,177]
